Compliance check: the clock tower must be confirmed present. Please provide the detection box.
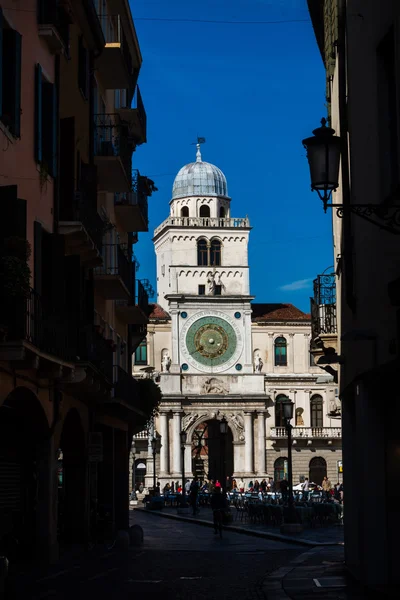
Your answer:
[153,143,254,375]
[150,143,267,487]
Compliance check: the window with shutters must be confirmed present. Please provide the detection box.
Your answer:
[35,64,57,177]
[0,11,22,137]
[78,36,90,100]
[135,341,147,365]
[274,337,287,366]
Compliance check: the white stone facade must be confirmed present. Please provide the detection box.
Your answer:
[133,146,342,489]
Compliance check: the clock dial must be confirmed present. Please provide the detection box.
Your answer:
[185,316,237,367]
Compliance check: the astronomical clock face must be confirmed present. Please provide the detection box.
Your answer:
[180,310,243,373]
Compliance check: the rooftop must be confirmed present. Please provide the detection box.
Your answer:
[148,303,171,320]
[251,303,311,322]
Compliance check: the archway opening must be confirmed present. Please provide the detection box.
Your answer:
[199,205,210,218]
[181,206,189,217]
[191,419,233,487]
[309,457,327,485]
[58,408,86,544]
[133,460,147,491]
[0,387,49,560]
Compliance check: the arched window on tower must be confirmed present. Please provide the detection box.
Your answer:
[199,205,210,218]
[197,238,208,266]
[210,239,221,266]
[181,206,189,217]
[274,337,287,366]
[219,206,226,218]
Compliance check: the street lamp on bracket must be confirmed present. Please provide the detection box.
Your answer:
[302,118,400,234]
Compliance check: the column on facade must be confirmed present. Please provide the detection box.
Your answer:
[159,412,169,474]
[268,333,274,372]
[289,333,295,371]
[257,411,266,475]
[184,443,192,480]
[169,309,180,371]
[172,411,182,474]
[244,412,254,473]
[304,333,311,370]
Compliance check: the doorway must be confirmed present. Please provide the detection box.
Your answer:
[309,456,327,485]
[191,419,233,484]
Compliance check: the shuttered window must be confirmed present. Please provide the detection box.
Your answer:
[0,11,22,137]
[78,36,89,100]
[35,64,57,176]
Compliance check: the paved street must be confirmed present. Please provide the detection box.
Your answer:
[13,511,302,600]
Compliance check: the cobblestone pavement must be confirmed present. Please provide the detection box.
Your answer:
[11,511,302,600]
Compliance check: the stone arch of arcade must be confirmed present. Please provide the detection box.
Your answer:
[0,386,50,561]
[186,414,236,484]
[57,407,86,544]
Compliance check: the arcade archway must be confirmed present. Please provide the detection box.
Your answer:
[0,387,49,560]
[191,419,233,484]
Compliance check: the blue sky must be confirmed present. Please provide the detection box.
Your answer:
[129,0,332,313]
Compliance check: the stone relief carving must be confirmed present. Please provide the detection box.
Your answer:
[253,352,263,373]
[206,272,215,294]
[229,412,244,430]
[201,377,229,395]
[182,413,199,431]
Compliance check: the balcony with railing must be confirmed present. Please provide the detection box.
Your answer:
[94,242,133,300]
[116,278,149,326]
[59,190,106,266]
[77,325,114,383]
[107,365,146,421]
[0,288,74,366]
[154,216,251,237]
[270,427,342,440]
[114,169,150,235]
[117,86,147,146]
[95,13,137,90]
[94,114,132,192]
[310,268,338,362]
[37,0,71,53]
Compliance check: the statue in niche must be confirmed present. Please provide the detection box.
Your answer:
[230,413,244,432]
[254,353,263,373]
[202,377,229,395]
[161,349,171,372]
[295,408,304,426]
[328,395,341,416]
[206,272,215,294]
[182,413,199,431]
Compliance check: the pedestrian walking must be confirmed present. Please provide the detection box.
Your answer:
[302,477,310,501]
[189,477,200,515]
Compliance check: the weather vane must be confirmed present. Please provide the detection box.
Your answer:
[191,136,206,161]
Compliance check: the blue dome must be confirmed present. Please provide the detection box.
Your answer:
[172,147,229,200]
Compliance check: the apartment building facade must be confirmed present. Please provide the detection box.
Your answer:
[307,0,400,591]
[0,0,152,564]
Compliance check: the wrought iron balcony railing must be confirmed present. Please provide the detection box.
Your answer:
[95,243,133,294]
[98,13,134,78]
[310,268,337,339]
[59,190,106,255]
[94,113,131,182]
[37,0,70,51]
[78,325,114,382]
[270,426,342,439]
[1,288,73,361]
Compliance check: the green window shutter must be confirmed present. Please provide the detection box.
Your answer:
[14,31,22,138]
[35,64,43,163]
[49,83,57,176]
[34,221,43,296]
[0,8,3,117]
[2,28,22,136]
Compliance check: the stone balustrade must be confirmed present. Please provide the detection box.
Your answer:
[154,216,250,236]
[133,430,148,439]
[270,426,342,439]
